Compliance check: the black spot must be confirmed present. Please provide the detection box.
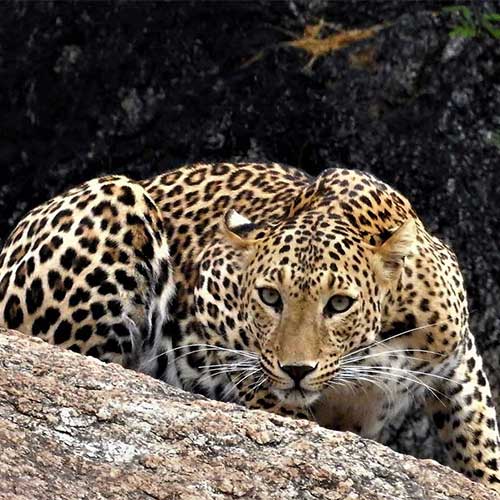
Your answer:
[419,298,430,312]
[486,459,498,471]
[107,300,122,316]
[48,270,62,289]
[432,411,448,429]
[26,257,35,275]
[68,287,91,307]
[53,320,72,344]
[118,186,136,206]
[154,353,168,380]
[80,237,99,254]
[86,346,101,358]
[101,183,115,195]
[92,201,118,217]
[95,322,110,337]
[477,369,487,386]
[53,289,65,302]
[113,323,130,337]
[32,316,50,336]
[4,295,23,329]
[39,244,53,263]
[123,230,133,246]
[126,213,144,226]
[103,338,121,353]
[0,272,11,301]
[115,269,137,291]
[102,252,115,265]
[60,248,77,270]
[118,251,129,264]
[90,303,106,320]
[86,267,108,288]
[162,318,182,344]
[140,240,154,260]
[75,324,93,341]
[46,307,60,326]
[72,308,90,322]
[73,255,91,274]
[14,265,26,287]
[26,278,44,314]
[51,235,63,249]
[455,435,468,448]
[51,209,72,228]
[98,282,118,295]
[466,357,476,371]
[380,317,416,341]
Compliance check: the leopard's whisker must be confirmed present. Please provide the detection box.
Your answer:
[220,368,264,402]
[198,367,258,379]
[337,372,395,404]
[196,366,260,389]
[152,343,259,364]
[231,368,261,392]
[338,366,449,405]
[200,361,259,371]
[341,348,445,364]
[342,319,452,362]
[248,374,266,393]
[326,379,357,396]
[301,393,319,423]
[341,363,458,385]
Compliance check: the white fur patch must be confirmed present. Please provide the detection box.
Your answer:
[226,209,252,230]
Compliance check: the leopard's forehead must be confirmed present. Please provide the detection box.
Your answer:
[262,212,364,257]
[252,213,371,292]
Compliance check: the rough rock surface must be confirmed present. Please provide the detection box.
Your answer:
[0,1,498,460]
[0,328,497,500]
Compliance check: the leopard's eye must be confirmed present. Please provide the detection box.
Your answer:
[324,295,354,315]
[258,287,282,311]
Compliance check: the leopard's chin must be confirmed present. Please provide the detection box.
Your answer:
[271,387,322,407]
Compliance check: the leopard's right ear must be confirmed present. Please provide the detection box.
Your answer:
[222,209,267,249]
[371,218,417,284]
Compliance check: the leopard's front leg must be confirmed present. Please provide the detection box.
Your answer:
[425,331,500,492]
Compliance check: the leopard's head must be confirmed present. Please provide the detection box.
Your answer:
[220,208,417,408]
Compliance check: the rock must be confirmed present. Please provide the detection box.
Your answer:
[0,328,497,500]
[0,1,498,462]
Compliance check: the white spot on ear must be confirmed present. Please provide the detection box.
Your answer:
[226,209,253,230]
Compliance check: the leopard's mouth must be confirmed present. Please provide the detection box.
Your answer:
[271,387,322,407]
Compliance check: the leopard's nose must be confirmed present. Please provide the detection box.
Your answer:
[280,363,318,384]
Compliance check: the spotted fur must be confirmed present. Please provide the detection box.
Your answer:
[0,163,498,491]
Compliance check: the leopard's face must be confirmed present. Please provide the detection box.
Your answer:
[224,210,417,408]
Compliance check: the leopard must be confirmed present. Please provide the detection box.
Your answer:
[0,162,498,491]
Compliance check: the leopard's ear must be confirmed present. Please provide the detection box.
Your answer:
[372,218,417,284]
[222,209,267,249]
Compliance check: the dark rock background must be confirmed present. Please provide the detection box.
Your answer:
[0,0,499,462]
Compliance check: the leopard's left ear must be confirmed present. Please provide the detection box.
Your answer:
[372,218,417,284]
[222,209,267,249]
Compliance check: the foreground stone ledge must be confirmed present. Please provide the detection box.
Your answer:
[0,329,496,500]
